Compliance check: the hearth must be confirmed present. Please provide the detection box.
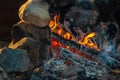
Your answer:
[0,0,120,80]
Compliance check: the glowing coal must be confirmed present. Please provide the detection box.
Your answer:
[49,14,100,51]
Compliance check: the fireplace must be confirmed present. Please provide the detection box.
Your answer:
[0,0,120,80]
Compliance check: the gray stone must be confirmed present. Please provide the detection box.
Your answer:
[0,48,30,72]
[0,66,10,80]
[19,0,50,27]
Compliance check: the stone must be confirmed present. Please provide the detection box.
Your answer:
[0,66,10,80]
[19,0,50,27]
[11,21,51,66]
[0,48,30,72]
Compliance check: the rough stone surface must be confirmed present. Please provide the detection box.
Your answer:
[0,48,30,72]
[11,21,51,66]
[19,0,50,27]
[0,66,10,80]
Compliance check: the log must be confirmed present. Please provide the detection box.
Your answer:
[52,33,100,55]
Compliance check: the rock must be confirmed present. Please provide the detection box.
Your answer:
[19,0,50,27]
[0,48,30,72]
[0,66,10,80]
[11,21,51,66]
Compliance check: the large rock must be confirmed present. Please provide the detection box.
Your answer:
[0,48,30,72]
[11,21,51,66]
[19,0,50,27]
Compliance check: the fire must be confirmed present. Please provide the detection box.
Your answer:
[49,13,60,31]
[8,37,27,49]
[49,14,100,51]
[63,32,71,39]
[52,38,94,61]
[78,32,100,50]
[0,37,27,53]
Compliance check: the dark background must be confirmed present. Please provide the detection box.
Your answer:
[0,0,26,41]
[0,0,119,41]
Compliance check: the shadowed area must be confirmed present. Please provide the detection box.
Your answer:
[0,0,26,41]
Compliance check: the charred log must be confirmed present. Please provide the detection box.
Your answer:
[52,33,100,58]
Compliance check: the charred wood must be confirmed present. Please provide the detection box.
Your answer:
[52,33,100,58]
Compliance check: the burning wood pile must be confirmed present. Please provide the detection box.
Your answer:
[0,0,120,80]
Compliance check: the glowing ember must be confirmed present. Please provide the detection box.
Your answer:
[49,14,100,51]
[8,37,27,49]
[52,38,95,61]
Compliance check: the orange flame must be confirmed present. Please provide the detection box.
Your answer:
[78,32,100,50]
[49,13,60,31]
[49,14,100,51]
[52,38,95,61]
[8,37,27,49]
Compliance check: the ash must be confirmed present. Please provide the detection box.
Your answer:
[41,49,107,80]
[38,45,119,80]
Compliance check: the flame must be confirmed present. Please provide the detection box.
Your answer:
[8,37,27,49]
[49,14,100,51]
[49,13,60,31]
[0,37,27,53]
[78,32,100,50]
[0,48,3,53]
[52,38,94,61]
[63,32,71,39]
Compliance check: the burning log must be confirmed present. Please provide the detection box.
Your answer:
[49,12,120,69]
[52,33,100,57]
[49,14,100,50]
[0,0,119,80]
[52,33,120,68]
